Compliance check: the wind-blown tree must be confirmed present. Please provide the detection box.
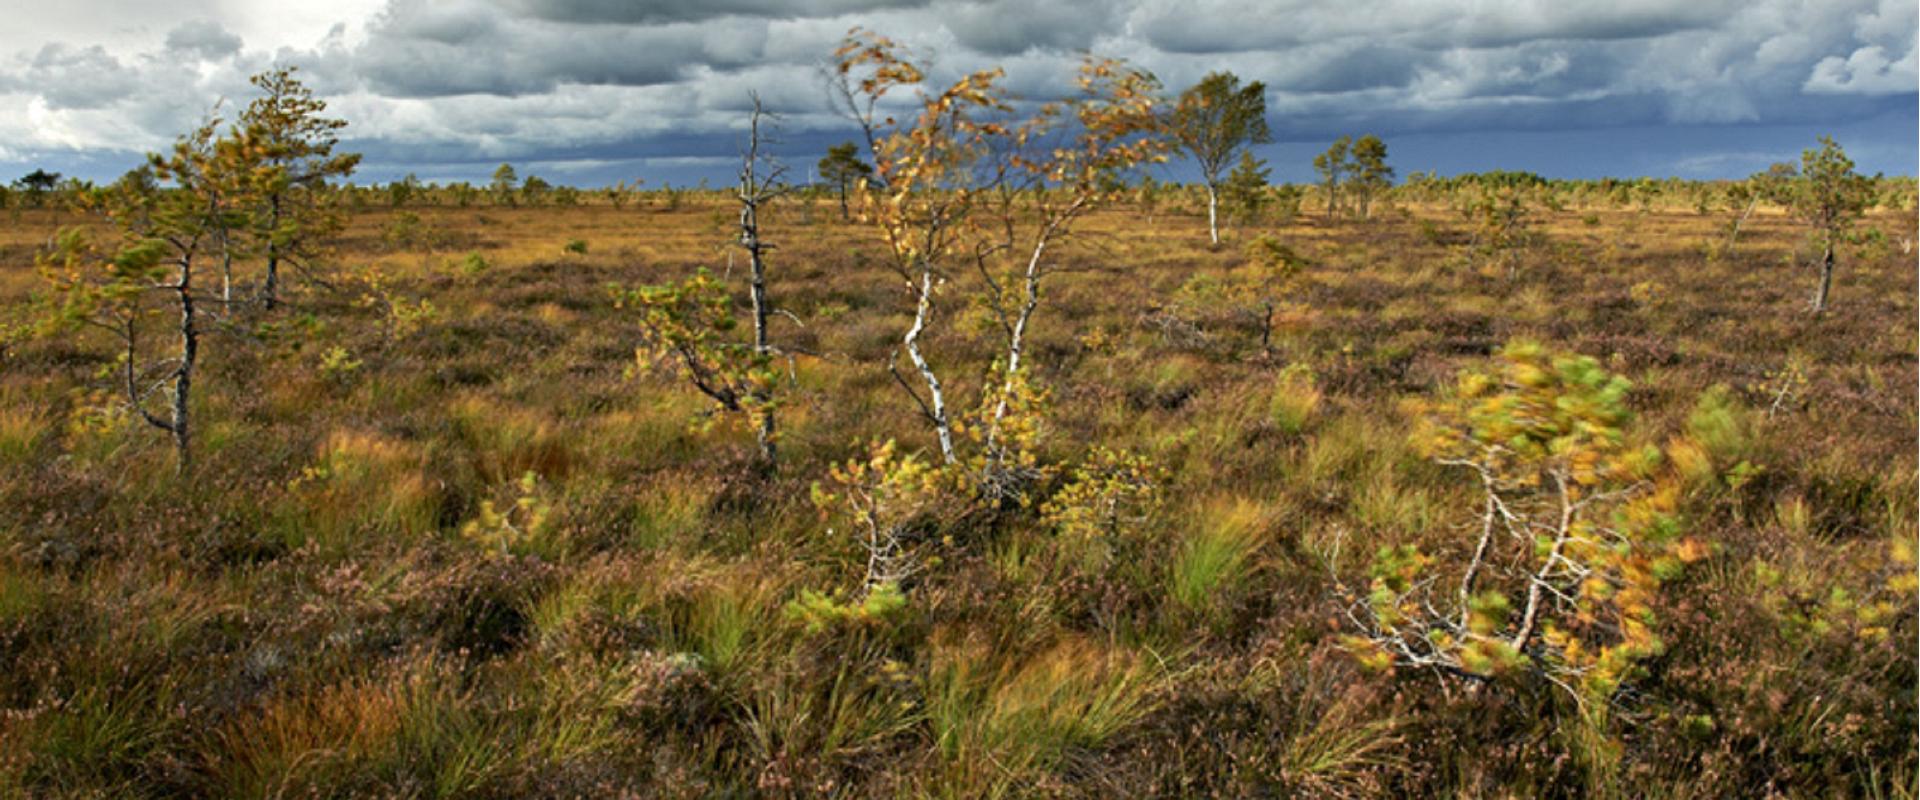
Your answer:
[1345,342,1699,706]
[832,28,1008,465]
[1170,71,1270,245]
[817,141,873,221]
[1312,136,1351,219]
[490,163,519,207]
[1782,137,1873,314]
[37,120,242,471]
[969,56,1168,500]
[238,67,359,310]
[1348,134,1393,219]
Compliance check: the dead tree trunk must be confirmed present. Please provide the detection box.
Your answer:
[737,96,786,467]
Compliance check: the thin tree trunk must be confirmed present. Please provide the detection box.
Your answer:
[743,200,774,464]
[1814,241,1834,313]
[1260,301,1274,354]
[1511,473,1575,654]
[904,268,955,464]
[220,227,233,306]
[1725,195,1758,250]
[985,236,1048,456]
[1206,183,1220,245]
[740,101,778,466]
[263,195,282,310]
[172,257,198,473]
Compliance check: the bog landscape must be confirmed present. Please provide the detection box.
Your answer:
[0,23,1915,800]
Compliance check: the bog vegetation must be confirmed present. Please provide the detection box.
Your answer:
[0,33,1914,799]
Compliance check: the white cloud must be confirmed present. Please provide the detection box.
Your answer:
[1806,45,1918,94]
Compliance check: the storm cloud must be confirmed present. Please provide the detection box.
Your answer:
[0,0,1912,184]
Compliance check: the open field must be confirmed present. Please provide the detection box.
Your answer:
[0,193,1915,797]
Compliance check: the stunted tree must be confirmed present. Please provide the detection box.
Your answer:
[1312,136,1351,219]
[490,163,519,207]
[1471,186,1530,280]
[1724,162,1796,251]
[387,173,419,208]
[1782,137,1873,314]
[832,28,1008,465]
[1348,134,1393,219]
[735,95,790,463]
[37,120,239,471]
[1344,342,1700,705]
[520,174,552,207]
[14,169,60,207]
[1171,71,1270,245]
[1219,150,1273,229]
[618,97,794,467]
[969,56,1168,500]
[617,269,780,463]
[238,67,359,310]
[817,141,872,221]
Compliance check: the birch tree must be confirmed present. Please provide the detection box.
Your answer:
[1171,71,1270,245]
[969,56,1167,499]
[832,28,1008,465]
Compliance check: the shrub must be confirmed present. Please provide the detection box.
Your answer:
[460,471,561,559]
[1344,340,1704,702]
[1041,446,1164,569]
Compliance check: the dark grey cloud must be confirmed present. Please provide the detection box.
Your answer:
[1128,0,1741,55]
[354,0,771,96]
[0,0,1911,182]
[942,0,1123,55]
[505,0,928,25]
[165,20,244,59]
[20,43,141,109]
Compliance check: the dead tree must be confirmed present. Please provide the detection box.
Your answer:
[737,94,790,464]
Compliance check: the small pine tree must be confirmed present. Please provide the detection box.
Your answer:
[1220,150,1272,229]
[1785,136,1873,314]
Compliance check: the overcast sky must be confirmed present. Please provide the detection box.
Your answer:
[1,0,1913,187]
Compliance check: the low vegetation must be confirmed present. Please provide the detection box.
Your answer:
[0,41,1913,798]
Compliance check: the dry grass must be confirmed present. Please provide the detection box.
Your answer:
[0,189,1913,796]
